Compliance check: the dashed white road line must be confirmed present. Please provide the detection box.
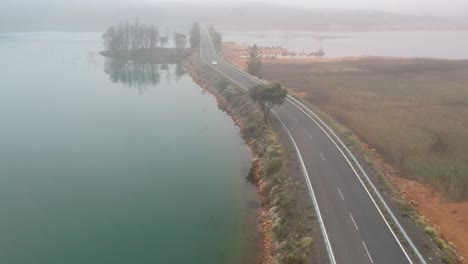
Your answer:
[349,212,359,230]
[308,133,313,141]
[362,241,374,263]
[320,153,325,160]
[337,187,345,200]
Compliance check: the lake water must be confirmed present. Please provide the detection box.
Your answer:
[0,32,258,264]
[223,30,468,59]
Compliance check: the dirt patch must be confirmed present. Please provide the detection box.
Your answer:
[392,177,468,262]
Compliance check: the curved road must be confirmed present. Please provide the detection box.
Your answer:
[200,27,425,264]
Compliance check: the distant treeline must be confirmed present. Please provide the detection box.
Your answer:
[102,20,192,53]
[102,20,160,52]
[208,25,222,50]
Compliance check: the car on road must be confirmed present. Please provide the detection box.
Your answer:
[211,60,218,65]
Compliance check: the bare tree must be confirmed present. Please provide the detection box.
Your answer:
[102,20,160,53]
[160,36,168,48]
[246,44,262,77]
[189,22,201,49]
[173,33,187,49]
[208,25,222,50]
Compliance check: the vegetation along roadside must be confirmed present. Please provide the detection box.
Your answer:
[184,49,328,263]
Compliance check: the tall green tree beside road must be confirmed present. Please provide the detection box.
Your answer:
[189,22,201,49]
[208,25,222,50]
[246,44,262,77]
[249,82,288,124]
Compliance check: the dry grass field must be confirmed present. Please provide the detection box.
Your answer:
[262,58,468,201]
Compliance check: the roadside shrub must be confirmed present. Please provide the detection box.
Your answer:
[266,158,283,175]
[272,218,286,241]
[222,87,237,101]
[415,216,426,226]
[300,236,314,248]
[265,145,282,158]
[424,226,436,236]
[215,79,229,92]
[441,252,455,264]
[284,253,305,264]
[435,237,448,250]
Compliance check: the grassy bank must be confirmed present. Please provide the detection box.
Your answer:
[262,58,468,201]
[186,53,321,264]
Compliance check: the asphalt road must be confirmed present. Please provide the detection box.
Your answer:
[200,28,418,264]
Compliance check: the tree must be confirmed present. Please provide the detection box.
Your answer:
[215,79,229,93]
[249,83,288,124]
[102,20,159,53]
[159,36,168,48]
[148,25,159,49]
[189,22,201,49]
[208,24,222,50]
[173,33,187,49]
[246,44,262,77]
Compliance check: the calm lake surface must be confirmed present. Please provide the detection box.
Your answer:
[0,32,258,264]
[223,30,468,59]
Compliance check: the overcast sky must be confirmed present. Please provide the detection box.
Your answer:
[9,0,468,17]
[270,0,468,16]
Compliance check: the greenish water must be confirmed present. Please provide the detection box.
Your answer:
[0,32,258,264]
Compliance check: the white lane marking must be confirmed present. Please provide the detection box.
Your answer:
[337,187,345,200]
[209,42,421,264]
[363,241,374,263]
[204,28,412,264]
[349,212,359,230]
[283,98,415,263]
[320,153,325,161]
[273,111,337,264]
[308,133,313,141]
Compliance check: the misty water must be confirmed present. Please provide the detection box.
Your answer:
[0,32,258,264]
[224,30,468,59]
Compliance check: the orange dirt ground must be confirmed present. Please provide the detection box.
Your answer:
[392,176,468,261]
[221,41,468,261]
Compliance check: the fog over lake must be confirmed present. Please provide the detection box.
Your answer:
[223,30,468,59]
[0,32,258,264]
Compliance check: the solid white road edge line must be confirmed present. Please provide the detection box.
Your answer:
[272,111,337,264]
[205,39,414,262]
